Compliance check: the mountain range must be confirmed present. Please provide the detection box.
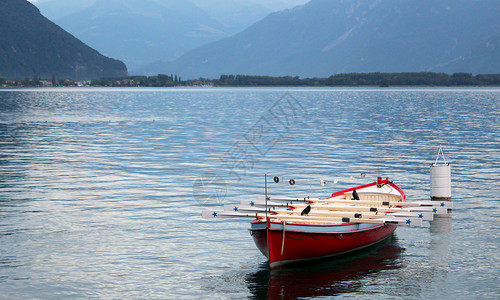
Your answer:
[4,0,500,80]
[35,0,308,71]
[0,0,127,80]
[145,0,500,78]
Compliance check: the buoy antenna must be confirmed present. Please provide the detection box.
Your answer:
[434,145,447,165]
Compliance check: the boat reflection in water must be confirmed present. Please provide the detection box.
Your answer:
[246,236,403,299]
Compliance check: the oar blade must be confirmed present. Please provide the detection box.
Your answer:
[408,206,448,214]
[416,201,453,209]
[224,205,266,213]
[240,200,287,207]
[202,210,257,219]
[385,211,434,221]
[381,217,423,227]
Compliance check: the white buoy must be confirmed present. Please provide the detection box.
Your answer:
[430,146,451,201]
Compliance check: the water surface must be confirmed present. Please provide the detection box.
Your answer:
[0,87,498,299]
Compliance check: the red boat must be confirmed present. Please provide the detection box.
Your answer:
[203,176,449,268]
[249,177,407,268]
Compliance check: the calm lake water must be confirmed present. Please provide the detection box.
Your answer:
[0,87,498,299]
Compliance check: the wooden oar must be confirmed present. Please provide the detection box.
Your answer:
[203,209,422,226]
[202,210,262,219]
[257,195,453,209]
[240,200,287,207]
[275,208,434,221]
[246,201,447,215]
[247,200,448,215]
[319,199,453,209]
[287,202,448,215]
[227,205,434,221]
[317,199,452,209]
[269,214,423,227]
[224,205,265,213]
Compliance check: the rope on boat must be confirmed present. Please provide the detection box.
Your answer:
[351,232,366,239]
[310,234,337,241]
[275,222,392,242]
[285,233,309,240]
[283,232,344,241]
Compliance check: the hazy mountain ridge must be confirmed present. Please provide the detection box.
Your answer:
[53,0,227,70]
[0,0,127,80]
[145,0,500,78]
[34,0,96,19]
[190,0,308,32]
[34,0,309,71]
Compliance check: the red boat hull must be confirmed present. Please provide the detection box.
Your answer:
[250,222,396,268]
[249,177,404,268]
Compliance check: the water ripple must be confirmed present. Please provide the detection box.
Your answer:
[0,88,498,298]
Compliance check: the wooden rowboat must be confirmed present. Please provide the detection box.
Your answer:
[203,176,451,268]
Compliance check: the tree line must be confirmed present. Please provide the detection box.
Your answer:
[2,72,500,87]
[0,74,81,87]
[215,73,500,87]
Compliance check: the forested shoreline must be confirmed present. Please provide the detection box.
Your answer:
[2,72,500,88]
